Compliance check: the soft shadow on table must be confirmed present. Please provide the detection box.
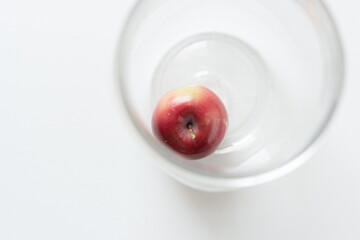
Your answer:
[166,164,316,238]
[170,179,265,236]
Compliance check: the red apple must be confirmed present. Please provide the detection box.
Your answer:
[152,86,228,160]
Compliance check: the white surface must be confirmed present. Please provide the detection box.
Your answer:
[0,0,359,239]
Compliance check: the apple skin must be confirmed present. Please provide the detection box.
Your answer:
[152,86,228,160]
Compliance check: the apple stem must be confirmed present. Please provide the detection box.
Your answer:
[188,124,196,139]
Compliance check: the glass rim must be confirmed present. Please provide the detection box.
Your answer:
[115,0,345,188]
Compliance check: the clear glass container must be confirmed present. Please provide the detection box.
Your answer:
[115,0,344,191]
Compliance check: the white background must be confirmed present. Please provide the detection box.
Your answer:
[0,0,359,239]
